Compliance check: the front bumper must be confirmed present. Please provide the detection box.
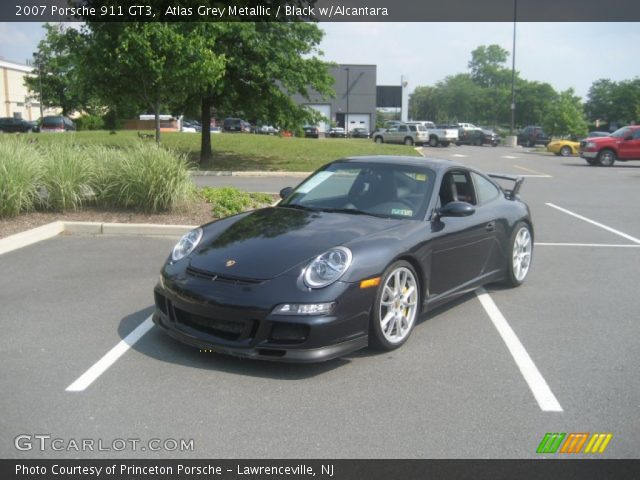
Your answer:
[581,151,598,159]
[152,269,375,362]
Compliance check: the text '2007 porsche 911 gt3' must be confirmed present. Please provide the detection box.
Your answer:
[153,156,533,362]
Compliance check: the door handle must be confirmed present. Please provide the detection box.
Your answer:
[485,221,495,232]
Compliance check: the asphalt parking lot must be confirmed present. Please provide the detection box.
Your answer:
[1,146,639,459]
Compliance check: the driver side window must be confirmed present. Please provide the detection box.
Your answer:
[439,171,477,206]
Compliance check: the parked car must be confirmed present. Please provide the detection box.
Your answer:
[256,125,279,135]
[546,138,580,157]
[373,123,429,146]
[457,122,478,130]
[181,120,201,133]
[428,124,460,147]
[40,116,75,133]
[456,128,486,146]
[517,126,550,147]
[153,156,533,362]
[580,125,640,166]
[303,125,320,138]
[328,127,347,138]
[480,128,500,146]
[0,117,36,133]
[223,117,251,132]
[350,127,370,139]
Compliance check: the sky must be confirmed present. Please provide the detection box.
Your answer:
[1,22,638,99]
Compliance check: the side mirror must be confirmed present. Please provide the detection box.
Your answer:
[279,187,293,200]
[433,201,475,220]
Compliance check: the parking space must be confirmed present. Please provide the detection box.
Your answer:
[1,147,639,459]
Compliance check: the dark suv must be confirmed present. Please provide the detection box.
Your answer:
[41,116,75,132]
[0,117,36,133]
[517,126,550,147]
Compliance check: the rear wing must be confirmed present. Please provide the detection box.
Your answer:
[487,173,524,200]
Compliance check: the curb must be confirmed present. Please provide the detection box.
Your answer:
[192,171,310,177]
[0,221,196,257]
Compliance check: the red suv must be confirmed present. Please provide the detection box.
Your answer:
[580,125,640,166]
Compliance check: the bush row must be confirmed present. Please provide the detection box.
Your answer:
[0,139,195,217]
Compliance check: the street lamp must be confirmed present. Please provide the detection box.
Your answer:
[345,67,350,135]
[510,0,518,135]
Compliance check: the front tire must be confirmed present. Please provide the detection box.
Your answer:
[560,146,572,157]
[370,261,419,351]
[504,222,533,287]
[441,141,450,147]
[404,137,414,146]
[597,149,616,166]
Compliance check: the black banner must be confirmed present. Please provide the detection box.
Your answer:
[3,460,640,480]
[2,0,640,22]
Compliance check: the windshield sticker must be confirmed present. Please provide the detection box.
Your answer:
[296,171,334,193]
[391,208,413,216]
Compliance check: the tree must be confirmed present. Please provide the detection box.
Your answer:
[542,88,588,137]
[24,24,88,116]
[82,22,225,143]
[191,22,334,164]
[514,79,558,127]
[586,78,640,126]
[468,44,511,89]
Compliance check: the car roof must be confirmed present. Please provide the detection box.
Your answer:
[337,155,462,171]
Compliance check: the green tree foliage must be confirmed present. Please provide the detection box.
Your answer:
[24,24,90,116]
[514,80,558,127]
[468,44,511,89]
[542,89,588,137]
[191,22,334,164]
[82,22,225,143]
[585,78,640,126]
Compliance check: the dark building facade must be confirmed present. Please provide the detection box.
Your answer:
[292,64,377,135]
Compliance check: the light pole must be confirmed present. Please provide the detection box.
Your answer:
[510,0,518,135]
[345,67,350,135]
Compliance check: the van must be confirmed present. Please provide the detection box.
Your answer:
[41,116,76,133]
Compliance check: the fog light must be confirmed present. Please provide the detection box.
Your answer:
[273,303,335,315]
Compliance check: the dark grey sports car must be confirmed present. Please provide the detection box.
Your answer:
[153,156,533,362]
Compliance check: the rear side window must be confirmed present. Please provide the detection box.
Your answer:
[472,172,500,205]
[43,117,63,127]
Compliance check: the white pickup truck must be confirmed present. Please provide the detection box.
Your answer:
[411,121,459,147]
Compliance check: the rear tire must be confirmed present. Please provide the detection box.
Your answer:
[504,222,533,287]
[597,149,616,166]
[429,137,438,147]
[559,146,572,157]
[370,261,419,351]
[374,136,383,144]
[441,141,450,147]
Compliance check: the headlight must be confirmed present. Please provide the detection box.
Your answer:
[171,228,203,262]
[585,142,596,149]
[303,246,352,288]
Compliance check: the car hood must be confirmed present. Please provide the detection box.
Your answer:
[188,207,402,280]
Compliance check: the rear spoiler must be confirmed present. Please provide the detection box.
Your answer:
[487,173,524,200]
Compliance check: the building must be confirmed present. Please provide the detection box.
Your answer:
[0,59,57,121]
[292,64,377,135]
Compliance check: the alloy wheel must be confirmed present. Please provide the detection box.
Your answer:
[512,227,532,282]
[379,267,418,344]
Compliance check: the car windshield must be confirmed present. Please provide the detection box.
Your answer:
[280,162,435,220]
[42,117,63,127]
[609,127,632,138]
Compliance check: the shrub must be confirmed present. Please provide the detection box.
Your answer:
[41,143,96,212]
[98,144,194,212]
[0,140,42,217]
[201,187,273,218]
[74,114,105,131]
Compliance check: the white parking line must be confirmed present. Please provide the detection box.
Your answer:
[513,165,552,177]
[546,203,640,245]
[536,242,640,248]
[66,316,154,392]
[452,154,468,158]
[475,288,563,412]
[501,155,520,159]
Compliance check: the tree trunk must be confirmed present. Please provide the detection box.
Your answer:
[154,99,161,145]
[200,96,213,165]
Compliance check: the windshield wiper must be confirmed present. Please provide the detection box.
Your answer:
[279,204,317,212]
[317,207,389,218]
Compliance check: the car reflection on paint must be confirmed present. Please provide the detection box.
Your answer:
[153,156,534,362]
